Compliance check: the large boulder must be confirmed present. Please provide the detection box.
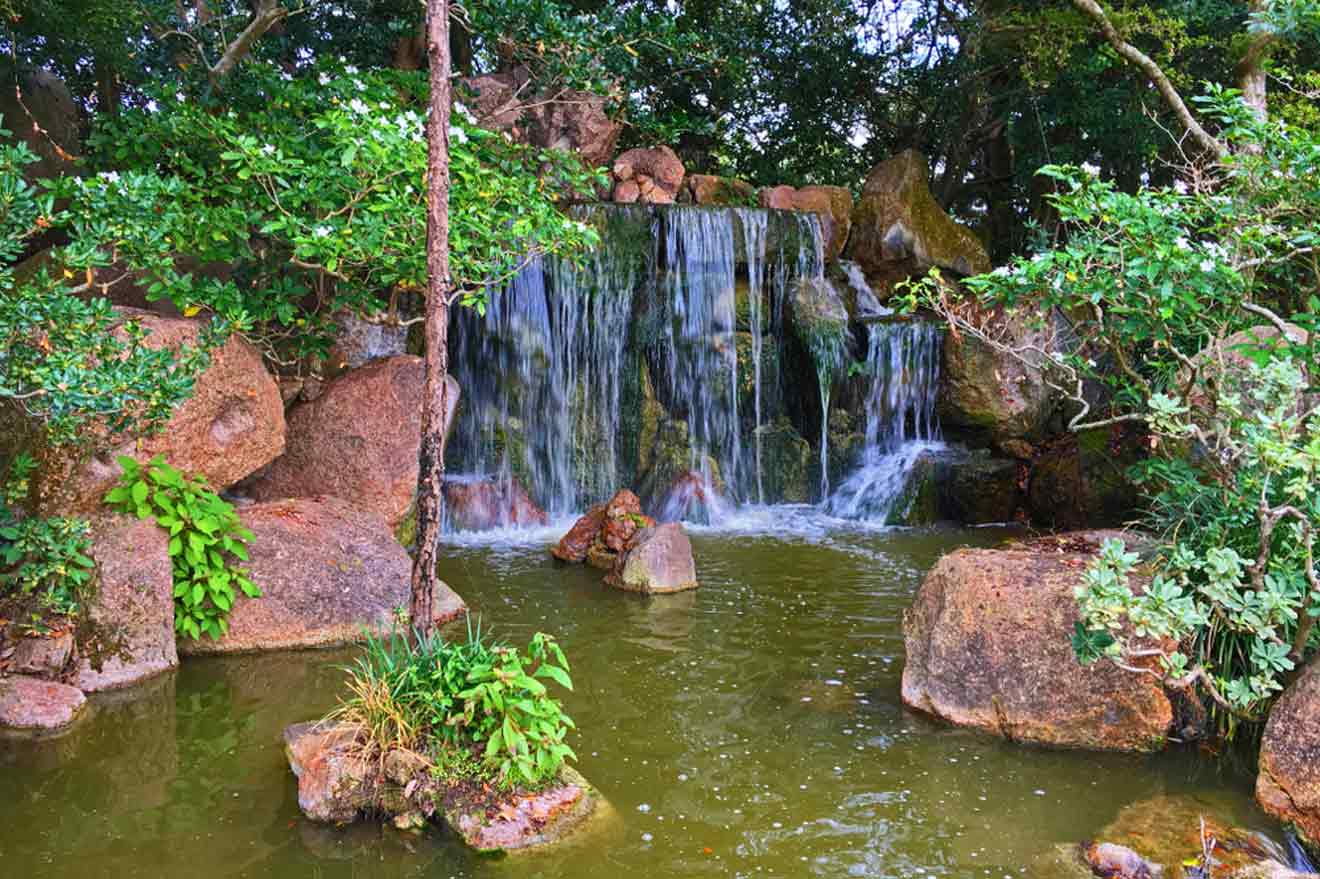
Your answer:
[1187,323,1313,418]
[606,523,699,594]
[0,309,285,517]
[179,497,465,655]
[902,531,1173,751]
[611,146,684,204]
[1025,427,1143,529]
[759,184,853,259]
[325,310,409,375]
[937,304,1063,447]
[441,476,547,532]
[461,68,621,169]
[1258,658,1320,849]
[846,150,990,289]
[682,174,756,206]
[0,65,80,183]
[0,674,86,732]
[248,356,457,529]
[72,515,177,692]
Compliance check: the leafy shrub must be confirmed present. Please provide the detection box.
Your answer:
[0,455,95,625]
[1073,358,1319,738]
[907,90,1320,741]
[104,456,257,640]
[335,622,577,789]
[0,122,224,449]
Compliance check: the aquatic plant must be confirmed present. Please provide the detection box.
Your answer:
[333,621,577,789]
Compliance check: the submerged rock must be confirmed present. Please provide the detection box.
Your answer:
[0,675,86,732]
[442,476,547,532]
[1032,794,1307,879]
[1258,659,1320,851]
[180,497,465,655]
[73,515,177,692]
[284,722,376,824]
[0,308,286,517]
[607,523,699,594]
[248,356,458,529]
[902,530,1173,751]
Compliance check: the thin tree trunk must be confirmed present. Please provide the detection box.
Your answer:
[409,0,453,640]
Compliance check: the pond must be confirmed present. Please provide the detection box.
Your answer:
[0,512,1269,878]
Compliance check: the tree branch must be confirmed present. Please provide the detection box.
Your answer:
[1070,0,1227,159]
[208,0,288,84]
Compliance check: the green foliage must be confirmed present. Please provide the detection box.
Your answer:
[104,456,258,641]
[0,454,95,624]
[0,124,223,447]
[911,90,1320,740]
[337,621,577,789]
[89,62,602,361]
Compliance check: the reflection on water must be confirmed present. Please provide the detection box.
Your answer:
[0,519,1272,878]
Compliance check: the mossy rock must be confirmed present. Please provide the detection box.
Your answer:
[1026,428,1142,529]
[945,450,1022,524]
[846,149,990,279]
[753,418,812,504]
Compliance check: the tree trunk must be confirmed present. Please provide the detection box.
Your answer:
[1237,0,1274,120]
[409,0,453,639]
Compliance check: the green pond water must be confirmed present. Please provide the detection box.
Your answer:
[0,514,1274,878]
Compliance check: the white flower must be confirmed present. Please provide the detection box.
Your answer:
[1173,180,1188,195]
[1200,259,1215,272]
[99,171,121,184]
[449,125,468,144]
[454,101,475,123]
[261,144,276,156]
[1175,236,1191,251]
[318,72,331,86]
[1081,162,1101,177]
[354,79,366,92]
[349,98,369,115]
[280,72,293,81]
[344,65,359,75]
[314,225,332,238]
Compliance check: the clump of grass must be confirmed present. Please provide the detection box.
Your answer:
[329,618,577,790]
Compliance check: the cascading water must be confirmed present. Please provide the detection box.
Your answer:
[447,205,649,519]
[736,208,768,504]
[448,203,826,528]
[826,319,944,522]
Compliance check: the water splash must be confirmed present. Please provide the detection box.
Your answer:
[827,320,944,522]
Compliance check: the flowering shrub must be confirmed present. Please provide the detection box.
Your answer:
[91,62,603,364]
[906,91,1320,739]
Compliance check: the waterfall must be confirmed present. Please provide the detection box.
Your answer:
[736,207,768,504]
[447,205,647,517]
[826,320,944,522]
[448,203,826,526]
[660,208,742,502]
